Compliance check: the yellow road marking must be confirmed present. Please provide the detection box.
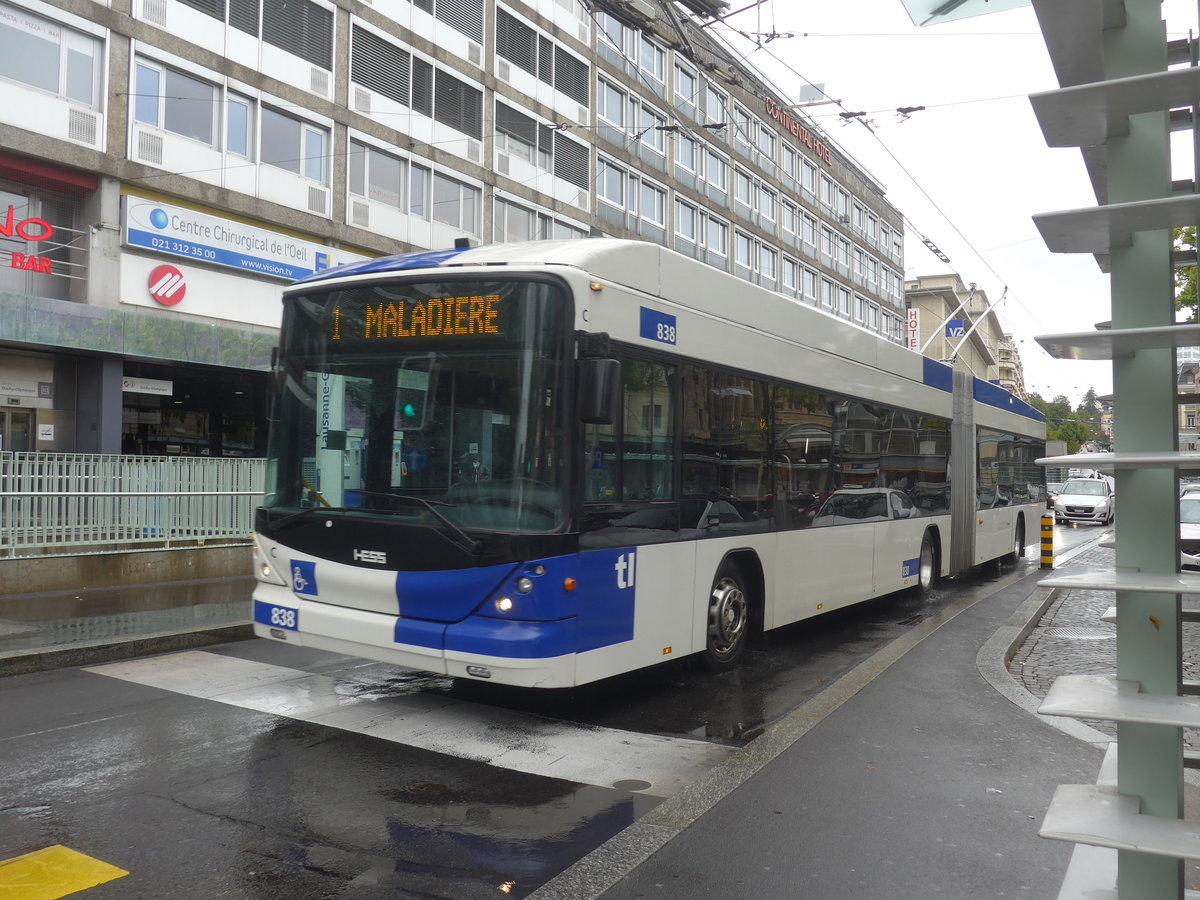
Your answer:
[0,845,128,899]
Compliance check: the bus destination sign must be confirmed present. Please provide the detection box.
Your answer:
[333,294,502,341]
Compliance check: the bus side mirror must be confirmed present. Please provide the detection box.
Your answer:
[578,357,620,425]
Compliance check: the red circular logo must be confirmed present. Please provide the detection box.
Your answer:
[148,264,186,306]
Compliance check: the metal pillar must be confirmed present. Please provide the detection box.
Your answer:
[1107,3,1184,894]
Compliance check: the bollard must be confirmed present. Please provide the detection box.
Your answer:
[1040,513,1054,569]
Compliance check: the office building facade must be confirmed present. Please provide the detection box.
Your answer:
[0,0,906,456]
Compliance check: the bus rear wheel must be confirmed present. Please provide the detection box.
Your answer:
[701,560,750,672]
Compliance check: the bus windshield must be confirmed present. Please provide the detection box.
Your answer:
[262,277,569,533]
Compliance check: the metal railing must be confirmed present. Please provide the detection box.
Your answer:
[0,452,265,557]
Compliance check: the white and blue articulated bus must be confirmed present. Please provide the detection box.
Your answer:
[252,239,1046,687]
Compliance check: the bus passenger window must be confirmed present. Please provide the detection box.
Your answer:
[621,360,674,501]
[585,422,617,501]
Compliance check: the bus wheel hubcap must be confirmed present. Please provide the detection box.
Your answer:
[709,576,747,657]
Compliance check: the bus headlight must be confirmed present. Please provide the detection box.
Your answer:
[515,576,534,594]
[253,536,287,585]
[495,596,514,613]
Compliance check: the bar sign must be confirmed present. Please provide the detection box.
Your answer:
[640,307,677,345]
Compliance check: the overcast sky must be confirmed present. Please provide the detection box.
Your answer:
[713,1,1200,407]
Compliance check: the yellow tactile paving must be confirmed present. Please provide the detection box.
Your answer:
[0,845,128,899]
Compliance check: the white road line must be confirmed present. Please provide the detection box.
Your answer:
[85,650,731,798]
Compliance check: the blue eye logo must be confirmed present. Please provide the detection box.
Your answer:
[149,208,169,229]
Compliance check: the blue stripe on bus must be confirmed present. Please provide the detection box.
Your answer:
[430,548,637,659]
[922,357,953,393]
[292,246,474,285]
[395,563,520,622]
[445,617,576,659]
[394,616,448,649]
[973,377,1045,422]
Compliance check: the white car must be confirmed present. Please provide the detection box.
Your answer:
[1052,477,1115,526]
[1182,497,1200,570]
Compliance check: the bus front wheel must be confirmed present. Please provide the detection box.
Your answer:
[701,560,750,672]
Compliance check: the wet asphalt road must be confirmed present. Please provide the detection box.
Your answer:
[0,534,1088,899]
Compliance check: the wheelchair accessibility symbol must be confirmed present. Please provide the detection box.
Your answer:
[290,560,318,596]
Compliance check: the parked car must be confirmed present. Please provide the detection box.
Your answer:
[1046,482,1063,500]
[1052,477,1115,526]
[1181,497,1200,570]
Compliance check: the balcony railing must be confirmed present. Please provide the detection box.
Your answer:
[0,452,264,558]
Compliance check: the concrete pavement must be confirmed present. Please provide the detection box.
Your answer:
[532,533,1199,899]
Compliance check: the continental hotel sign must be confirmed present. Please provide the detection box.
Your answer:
[764,99,833,166]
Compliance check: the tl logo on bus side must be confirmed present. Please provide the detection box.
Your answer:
[615,551,636,589]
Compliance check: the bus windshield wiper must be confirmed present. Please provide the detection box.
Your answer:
[355,491,484,557]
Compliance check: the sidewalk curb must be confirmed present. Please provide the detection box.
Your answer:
[976,529,1121,749]
[0,623,254,678]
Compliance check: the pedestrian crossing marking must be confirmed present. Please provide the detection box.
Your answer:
[85,650,732,798]
[0,845,128,899]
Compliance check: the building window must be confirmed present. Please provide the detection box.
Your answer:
[426,0,485,43]
[433,69,482,139]
[800,158,816,194]
[704,83,725,126]
[262,0,333,69]
[349,140,406,208]
[227,93,252,157]
[759,186,776,223]
[674,63,697,111]
[802,213,816,247]
[705,150,727,192]
[734,169,753,207]
[759,244,777,281]
[755,125,775,162]
[675,131,698,175]
[432,171,480,233]
[596,12,633,58]
[802,266,818,303]
[732,104,753,153]
[496,10,588,106]
[495,197,535,242]
[598,79,625,128]
[707,216,728,257]
[261,106,328,183]
[495,8,535,73]
[640,35,665,84]
[640,181,666,227]
[135,60,218,146]
[598,157,625,208]
[0,3,101,107]
[638,103,666,156]
[837,285,851,317]
[675,199,697,242]
[735,231,753,270]
[553,132,589,189]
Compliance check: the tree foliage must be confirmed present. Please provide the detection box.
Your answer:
[1177,226,1198,323]
[1027,389,1108,453]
